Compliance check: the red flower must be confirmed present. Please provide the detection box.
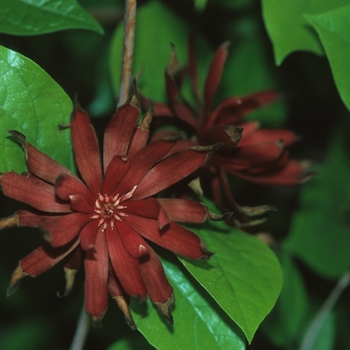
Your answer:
[151,37,313,215]
[0,86,223,326]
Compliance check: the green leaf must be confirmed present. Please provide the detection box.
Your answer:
[284,117,350,279]
[0,0,103,35]
[131,258,246,350]
[305,6,350,112]
[0,45,74,173]
[109,0,211,103]
[263,254,309,347]
[181,199,282,343]
[261,0,349,65]
[194,0,208,12]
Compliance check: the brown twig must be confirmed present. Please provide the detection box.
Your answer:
[118,0,137,107]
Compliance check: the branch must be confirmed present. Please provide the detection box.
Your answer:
[118,0,137,107]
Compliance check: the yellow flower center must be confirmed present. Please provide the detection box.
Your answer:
[91,185,137,231]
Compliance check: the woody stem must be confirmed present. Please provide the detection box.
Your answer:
[118,0,137,107]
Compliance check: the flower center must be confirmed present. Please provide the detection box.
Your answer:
[90,185,137,231]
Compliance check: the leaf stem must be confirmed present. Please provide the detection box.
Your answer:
[69,304,90,350]
[299,271,350,350]
[118,0,137,107]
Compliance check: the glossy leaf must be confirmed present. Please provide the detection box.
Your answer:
[0,45,74,173]
[0,0,103,35]
[180,198,282,343]
[261,0,349,65]
[132,258,246,350]
[109,0,211,103]
[305,6,350,112]
[284,118,350,279]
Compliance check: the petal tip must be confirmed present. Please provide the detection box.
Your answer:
[153,292,175,326]
[7,265,27,297]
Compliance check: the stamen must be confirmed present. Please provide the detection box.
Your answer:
[98,193,104,202]
[112,194,119,202]
[120,185,137,202]
[95,200,101,209]
[98,218,105,227]
[104,194,109,203]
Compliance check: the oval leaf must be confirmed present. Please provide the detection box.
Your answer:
[0,0,103,35]
[180,201,282,343]
[0,45,74,173]
[131,258,246,350]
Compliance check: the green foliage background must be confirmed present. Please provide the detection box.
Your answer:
[0,0,350,349]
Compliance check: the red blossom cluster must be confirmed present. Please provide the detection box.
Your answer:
[150,37,313,222]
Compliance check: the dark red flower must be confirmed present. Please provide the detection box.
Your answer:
[150,37,313,216]
[0,86,224,326]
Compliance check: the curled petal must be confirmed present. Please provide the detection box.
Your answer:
[8,130,77,184]
[239,128,298,147]
[103,88,140,169]
[125,215,212,260]
[1,172,71,213]
[71,106,102,195]
[106,226,147,299]
[84,227,109,326]
[7,239,79,296]
[140,247,174,325]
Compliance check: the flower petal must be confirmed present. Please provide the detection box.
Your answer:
[239,128,298,147]
[1,172,71,213]
[80,220,99,251]
[55,174,95,204]
[103,89,140,170]
[115,139,176,196]
[140,247,174,325]
[84,227,109,325]
[127,100,153,156]
[41,213,90,247]
[102,156,130,195]
[132,147,210,200]
[117,220,150,259]
[8,130,77,184]
[7,239,79,296]
[108,269,135,330]
[204,42,229,114]
[106,226,147,299]
[71,106,102,195]
[125,215,212,260]
[58,246,83,297]
[206,125,243,149]
[157,198,208,223]
[208,90,279,128]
